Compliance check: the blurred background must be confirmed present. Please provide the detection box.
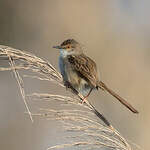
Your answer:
[0,0,149,150]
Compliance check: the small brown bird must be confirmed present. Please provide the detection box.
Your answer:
[53,39,138,114]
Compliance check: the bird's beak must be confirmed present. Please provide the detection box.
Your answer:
[53,45,62,49]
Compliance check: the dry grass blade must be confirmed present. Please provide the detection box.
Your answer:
[6,50,33,122]
[0,45,139,150]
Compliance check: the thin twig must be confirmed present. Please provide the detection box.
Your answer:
[6,52,33,122]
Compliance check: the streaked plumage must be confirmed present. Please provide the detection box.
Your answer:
[53,39,138,114]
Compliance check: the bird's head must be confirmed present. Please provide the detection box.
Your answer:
[53,39,82,57]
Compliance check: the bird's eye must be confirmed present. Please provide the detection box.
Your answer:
[67,45,71,49]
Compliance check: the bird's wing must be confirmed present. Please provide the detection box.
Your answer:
[67,54,98,87]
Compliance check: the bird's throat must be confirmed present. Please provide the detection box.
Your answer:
[59,49,69,58]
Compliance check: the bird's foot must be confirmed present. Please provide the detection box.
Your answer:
[64,81,79,95]
[64,81,71,89]
[81,96,87,104]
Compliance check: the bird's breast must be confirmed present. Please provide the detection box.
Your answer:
[59,55,93,96]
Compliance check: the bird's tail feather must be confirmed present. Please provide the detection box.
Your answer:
[98,81,139,114]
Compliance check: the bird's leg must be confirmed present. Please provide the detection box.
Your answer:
[81,88,93,104]
[64,81,91,103]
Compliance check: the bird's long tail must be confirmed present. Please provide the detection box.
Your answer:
[98,81,139,114]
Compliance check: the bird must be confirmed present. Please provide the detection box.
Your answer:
[53,39,139,114]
